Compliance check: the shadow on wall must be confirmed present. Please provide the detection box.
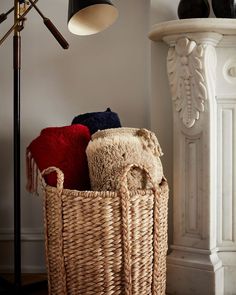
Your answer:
[150,41,173,249]
[150,1,178,22]
[0,134,45,273]
[0,137,13,228]
[0,133,44,230]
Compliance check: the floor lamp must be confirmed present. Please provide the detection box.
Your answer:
[0,0,118,294]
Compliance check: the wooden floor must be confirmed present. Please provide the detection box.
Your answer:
[0,274,48,294]
[22,274,48,295]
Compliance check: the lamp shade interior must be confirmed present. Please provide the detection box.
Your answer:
[68,1,118,36]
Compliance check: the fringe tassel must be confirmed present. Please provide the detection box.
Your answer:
[26,150,40,195]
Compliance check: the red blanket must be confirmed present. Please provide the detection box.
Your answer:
[26,124,91,192]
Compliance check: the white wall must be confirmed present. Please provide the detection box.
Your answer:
[0,0,151,272]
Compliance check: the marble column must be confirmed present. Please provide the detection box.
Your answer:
[149,19,236,295]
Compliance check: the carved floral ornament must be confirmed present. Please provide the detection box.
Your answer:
[167,37,207,128]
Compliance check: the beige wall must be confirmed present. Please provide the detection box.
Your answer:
[0,0,179,272]
[149,0,179,248]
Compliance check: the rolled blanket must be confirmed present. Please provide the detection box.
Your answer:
[26,124,91,192]
[71,108,122,134]
[86,127,164,191]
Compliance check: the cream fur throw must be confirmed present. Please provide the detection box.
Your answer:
[86,127,164,191]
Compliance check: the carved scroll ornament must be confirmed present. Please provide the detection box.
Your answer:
[167,37,207,128]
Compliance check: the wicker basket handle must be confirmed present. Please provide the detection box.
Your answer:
[119,163,158,192]
[41,166,64,192]
[119,164,160,295]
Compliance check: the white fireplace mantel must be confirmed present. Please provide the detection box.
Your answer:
[149,19,236,295]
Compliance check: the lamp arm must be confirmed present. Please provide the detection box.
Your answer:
[0,6,15,24]
[28,0,69,49]
[0,0,38,47]
[0,0,69,50]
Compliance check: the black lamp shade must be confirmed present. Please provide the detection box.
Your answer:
[68,0,118,35]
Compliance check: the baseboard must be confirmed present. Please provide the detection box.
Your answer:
[0,228,45,273]
[0,228,44,242]
[0,265,46,274]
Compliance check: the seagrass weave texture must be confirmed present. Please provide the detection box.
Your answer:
[41,164,169,295]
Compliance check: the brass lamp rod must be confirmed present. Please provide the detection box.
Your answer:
[27,0,45,19]
[13,0,21,291]
[0,0,38,46]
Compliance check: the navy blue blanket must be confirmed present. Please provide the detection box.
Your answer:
[72,108,121,134]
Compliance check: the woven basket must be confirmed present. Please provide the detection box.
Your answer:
[41,164,169,295]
